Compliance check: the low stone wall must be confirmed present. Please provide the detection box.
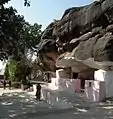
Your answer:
[41,86,73,109]
[94,70,113,98]
[48,78,76,92]
[32,78,76,109]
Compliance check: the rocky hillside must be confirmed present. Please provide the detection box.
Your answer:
[37,0,113,72]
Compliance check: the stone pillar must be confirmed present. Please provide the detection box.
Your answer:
[56,68,71,79]
[94,69,113,98]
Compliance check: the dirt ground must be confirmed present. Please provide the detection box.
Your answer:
[0,89,113,119]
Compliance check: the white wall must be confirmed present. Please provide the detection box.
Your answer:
[94,69,113,98]
[48,78,76,93]
[0,61,6,75]
[41,87,73,109]
[33,68,76,108]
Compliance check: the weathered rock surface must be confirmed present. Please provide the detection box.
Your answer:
[37,0,113,72]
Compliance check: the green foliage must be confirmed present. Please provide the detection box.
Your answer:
[4,59,23,82]
[24,0,30,7]
[4,56,33,84]
[0,0,10,5]
[18,22,42,54]
[0,0,30,6]
[2,0,42,84]
[0,0,42,60]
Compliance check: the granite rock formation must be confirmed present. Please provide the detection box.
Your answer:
[37,0,113,72]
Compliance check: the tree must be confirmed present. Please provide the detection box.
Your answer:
[24,0,31,7]
[1,0,42,85]
[0,1,24,59]
[0,0,42,60]
[19,22,42,55]
[0,0,31,6]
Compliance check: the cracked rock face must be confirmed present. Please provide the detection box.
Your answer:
[37,0,113,72]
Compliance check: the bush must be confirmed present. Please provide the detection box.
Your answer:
[4,58,28,83]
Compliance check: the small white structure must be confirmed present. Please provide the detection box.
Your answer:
[56,69,70,79]
[40,69,76,109]
[0,61,6,75]
[41,87,73,109]
[48,77,76,92]
[94,69,113,98]
[84,80,106,102]
[48,69,75,92]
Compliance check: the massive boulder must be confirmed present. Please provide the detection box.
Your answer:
[37,0,113,73]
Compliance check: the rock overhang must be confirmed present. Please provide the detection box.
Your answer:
[37,0,113,72]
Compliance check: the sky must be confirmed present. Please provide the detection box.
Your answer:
[0,0,95,73]
[7,0,94,30]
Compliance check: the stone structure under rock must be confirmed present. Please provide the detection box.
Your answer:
[37,0,113,75]
[36,0,113,99]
